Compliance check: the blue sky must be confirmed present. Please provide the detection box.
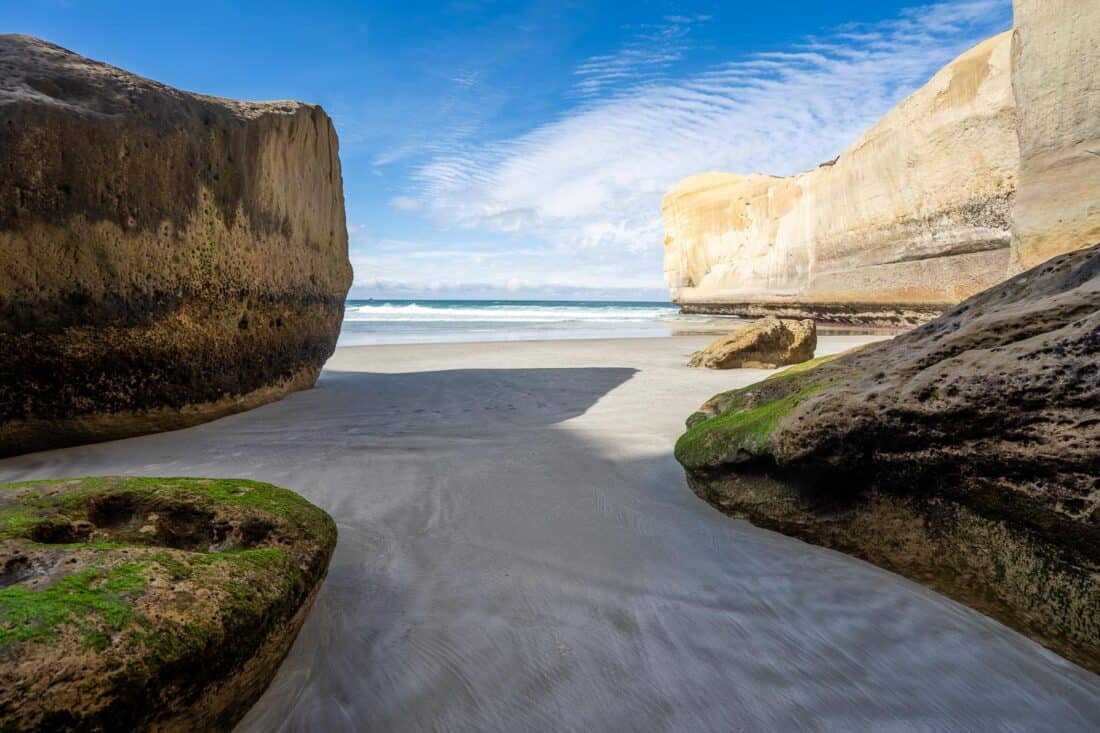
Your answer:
[5,0,1011,300]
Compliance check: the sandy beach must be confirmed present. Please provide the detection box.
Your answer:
[2,334,1098,730]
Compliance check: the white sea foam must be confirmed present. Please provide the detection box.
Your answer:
[342,302,677,323]
[336,299,713,346]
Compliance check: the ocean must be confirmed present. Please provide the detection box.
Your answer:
[337,299,721,346]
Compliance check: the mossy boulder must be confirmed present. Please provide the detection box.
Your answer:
[0,476,337,731]
[676,244,1100,672]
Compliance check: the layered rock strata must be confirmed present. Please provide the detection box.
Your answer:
[0,35,352,457]
[675,243,1100,672]
[1009,0,1100,270]
[663,33,1018,326]
[688,317,815,369]
[0,476,337,731]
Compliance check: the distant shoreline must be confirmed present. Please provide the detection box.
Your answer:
[338,298,707,347]
[336,298,897,347]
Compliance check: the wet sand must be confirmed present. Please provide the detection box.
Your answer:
[2,335,1098,730]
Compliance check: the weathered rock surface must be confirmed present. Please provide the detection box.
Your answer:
[0,476,337,731]
[688,317,815,369]
[1009,0,1100,271]
[0,35,352,457]
[663,33,1018,326]
[676,243,1100,672]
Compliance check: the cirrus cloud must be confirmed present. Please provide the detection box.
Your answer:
[409,0,1012,263]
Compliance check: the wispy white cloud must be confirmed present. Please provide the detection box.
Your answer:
[409,0,1011,270]
[349,237,664,296]
[347,279,669,301]
[388,195,423,212]
[573,15,708,98]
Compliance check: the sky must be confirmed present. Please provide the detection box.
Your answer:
[4,0,1012,301]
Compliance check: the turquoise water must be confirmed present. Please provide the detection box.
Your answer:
[338,299,714,346]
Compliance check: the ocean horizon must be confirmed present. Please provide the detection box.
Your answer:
[337,298,724,346]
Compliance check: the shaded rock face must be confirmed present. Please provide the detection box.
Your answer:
[663,33,1018,326]
[675,243,1100,672]
[0,35,353,457]
[0,476,337,731]
[1010,0,1100,271]
[688,317,815,369]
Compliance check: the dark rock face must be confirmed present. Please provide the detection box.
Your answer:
[677,301,946,329]
[688,317,816,369]
[676,244,1100,672]
[0,35,352,456]
[0,476,337,731]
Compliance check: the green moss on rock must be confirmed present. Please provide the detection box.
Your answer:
[0,476,337,732]
[675,384,825,469]
[762,352,840,381]
[0,563,145,648]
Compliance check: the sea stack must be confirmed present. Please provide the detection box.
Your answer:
[0,35,353,456]
[662,32,1019,327]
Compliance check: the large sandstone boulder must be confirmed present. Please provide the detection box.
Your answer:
[0,476,337,731]
[688,317,815,369]
[675,243,1100,672]
[663,33,1018,327]
[0,35,352,457]
[1009,0,1100,271]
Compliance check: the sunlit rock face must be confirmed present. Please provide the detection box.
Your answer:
[687,317,816,370]
[0,35,353,456]
[663,32,1019,326]
[1009,0,1100,271]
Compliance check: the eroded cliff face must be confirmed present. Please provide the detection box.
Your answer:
[1010,0,1100,271]
[0,36,353,456]
[664,33,1019,325]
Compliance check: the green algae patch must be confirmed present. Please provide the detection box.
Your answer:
[675,384,826,469]
[0,476,337,732]
[0,563,144,648]
[678,348,860,467]
[0,475,336,549]
[763,353,839,381]
[691,355,840,425]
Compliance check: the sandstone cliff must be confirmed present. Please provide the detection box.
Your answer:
[1010,0,1100,271]
[0,36,353,456]
[676,242,1100,672]
[663,32,1018,326]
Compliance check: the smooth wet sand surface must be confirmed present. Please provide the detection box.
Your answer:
[2,336,1098,731]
